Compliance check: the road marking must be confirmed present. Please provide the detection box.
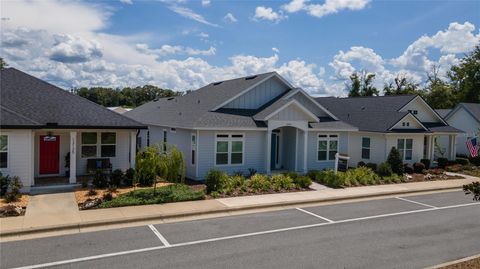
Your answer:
[296,207,335,223]
[148,225,171,247]
[396,197,438,209]
[10,201,479,269]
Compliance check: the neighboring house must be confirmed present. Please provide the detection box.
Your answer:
[126,72,462,181]
[436,103,480,157]
[0,68,146,191]
[108,107,132,114]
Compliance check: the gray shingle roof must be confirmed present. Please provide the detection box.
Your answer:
[0,68,145,129]
[451,103,480,122]
[435,109,452,118]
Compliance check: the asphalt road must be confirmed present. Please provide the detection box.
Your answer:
[1,190,479,269]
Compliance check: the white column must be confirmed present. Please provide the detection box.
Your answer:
[429,136,435,160]
[266,129,272,174]
[130,131,137,168]
[303,129,308,173]
[69,131,77,184]
[294,129,299,172]
[449,135,456,160]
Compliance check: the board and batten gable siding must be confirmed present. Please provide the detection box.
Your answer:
[223,77,289,109]
[307,131,348,171]
[0,129,34,190]
[399,97,441,123]
[390,114,425,130]
[269,104,313,121]
[347,132,387,166]
[445,108,479,156]
[197,130,266,180]
[291,92,329,117]
[146,126,196,179]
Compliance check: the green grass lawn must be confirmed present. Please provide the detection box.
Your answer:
[99,184,205,208]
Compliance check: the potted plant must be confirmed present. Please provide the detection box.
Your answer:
[65,152,70,177]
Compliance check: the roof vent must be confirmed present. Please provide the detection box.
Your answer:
[361,106,365,110]
[167,97,175,101]
[178,112,182,116]
[197,100,201,104]
[245,75,257,80]
[213,81,223,86]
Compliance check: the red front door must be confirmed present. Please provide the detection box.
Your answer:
[39,135,60,174]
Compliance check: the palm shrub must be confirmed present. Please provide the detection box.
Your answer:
[205,169,228,194]
[248,174,271,192]
[271,174,294,191]
[378,162,393,177]
[387,147,404,175]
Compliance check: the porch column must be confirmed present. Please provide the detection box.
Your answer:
[130,131,137,168]
[303,129,308,173]
[69,131,77,184]
[449,135,456,160]
[266,129,272,174]
[429,136,435,160]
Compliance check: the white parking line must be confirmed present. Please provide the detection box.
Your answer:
[396,197,438,209]
[10,201,479,269]
[296,207,335,223]
[148,225,171,247]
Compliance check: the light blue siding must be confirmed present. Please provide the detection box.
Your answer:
[223,77,289,109]
[197,130,267,180]
[307,131,349,171]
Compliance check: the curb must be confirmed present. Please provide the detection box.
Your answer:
[424,253,480,269]
[0,184,469,238]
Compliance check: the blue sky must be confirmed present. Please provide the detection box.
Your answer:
[1,0,479,96]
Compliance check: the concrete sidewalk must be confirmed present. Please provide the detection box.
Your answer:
[1,176,477,239]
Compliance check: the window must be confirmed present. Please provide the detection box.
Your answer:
[81,132,97,158]
[191,134,196,165]
[0,135,7,168]
[146,130,150,146]
[101,132,116,157]
[317,134,338,161]
[170,128,176,133]
[397,138,413,161]
[163,130,167,152]
[215,134,244,165]
[402,122,410,127]
[362,137,370,159]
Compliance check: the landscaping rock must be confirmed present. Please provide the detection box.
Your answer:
[81,198,102,210]
[0,205,24,217]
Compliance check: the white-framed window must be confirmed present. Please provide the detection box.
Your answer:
[408,109,418,115]
[215,134,244,166]
[81,132,97,158]
[101,132,116,157]
[0,135,8,169]
[402,122,410,127]
[317,134,338,161]
[397,138,413,161]
[81,132,116,158]
[362,137,370,159]
[191,134,197,165]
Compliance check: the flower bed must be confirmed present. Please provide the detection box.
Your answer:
[0,195,29,217]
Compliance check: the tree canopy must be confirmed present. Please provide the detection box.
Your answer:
[346,71,379,97]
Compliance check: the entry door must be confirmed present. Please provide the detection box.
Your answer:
[39,135,60,174]
[271,133,280,170]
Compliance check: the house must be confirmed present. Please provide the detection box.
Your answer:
[0,68,146,191]
[436,103,480,157]
[126,72,462,181]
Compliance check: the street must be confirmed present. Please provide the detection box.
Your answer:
[1,190,479,269]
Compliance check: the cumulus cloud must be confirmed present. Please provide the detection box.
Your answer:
[254,6,286,23]
[282,0,370,18]
[201,0,210,7]
[49,34,103,63]
[135,43,216,57]
[120,0,133,4]
[168,5,219,27]
[224,13,238,23]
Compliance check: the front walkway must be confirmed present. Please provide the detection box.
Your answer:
[1,177,477,240]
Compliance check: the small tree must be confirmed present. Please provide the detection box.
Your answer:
[135,146,161,187]
[387,147,404,175]
[463,182,480,201]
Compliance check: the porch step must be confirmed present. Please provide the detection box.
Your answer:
[30,184,81,195]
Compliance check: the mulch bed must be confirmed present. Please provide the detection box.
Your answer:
[438,256,480,269]
[205,187,312,199]
[0,195,29,218]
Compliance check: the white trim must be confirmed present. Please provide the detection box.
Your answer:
[388,113,428,131]
[361,136,371,160]
[399,95,447,125]
[211,72,293,111]
[214,133,245,167]
[80,132,117,159]
[195,130,199,178]
[190,133,197,166]
[263,100,319,122]
[0,134,9,169]
[295,129,298,171]
[283,88,339,120]
[316,133,339,162]
[309,128,358,132]
[396,138,414,161]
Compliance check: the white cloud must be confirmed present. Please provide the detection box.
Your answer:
[272,47,280,53]
[223,13,238,23]
[282,0,370,18]
[201,0,210,7]
[135,43,216,57]
[254,6,286,23]
[49,34,103,63]
[120,0,133,4]
[168,5,219,27]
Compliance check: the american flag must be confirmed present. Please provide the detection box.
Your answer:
[466,137,479,158]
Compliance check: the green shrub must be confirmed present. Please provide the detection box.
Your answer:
[248,168,257,177]
[456,158,470,166]
[306,170,322,183]
[469,156,480,166]
[404,163,414,174]
[345,167,379,186]
[366,163,377,172]
[387,147,404,175]
[383,174,403,184]
[317,170,345,188]
[420,159,431,170]
[229,175,245,189]
[124,168,135,186]
[271,174,294,191]
[357,161,366,167]
[135,146,161,186]
[282,171,299,180]
[102,192,113,201]
[0,172,10,197]
[293,176,312,189]
[164,146,186,183]
[413,162,425,173]
[378,162,393,177]
[248,174,271,192]
[99,184,205,208]
[4,176,23,202]
[205,169,228,194]
[110,169,124,187]
[92,169,108,188]
[437,157,448,169]
[463,182,480,201]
